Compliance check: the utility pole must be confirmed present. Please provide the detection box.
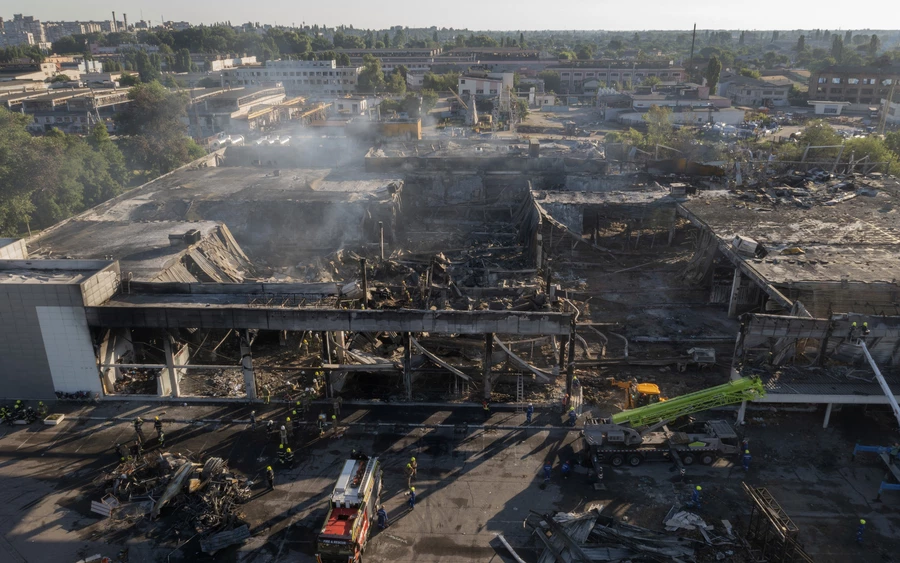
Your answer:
[878,81,896,135]
[688,23,697,84]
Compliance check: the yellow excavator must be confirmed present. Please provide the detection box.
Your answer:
[610,379,666,409]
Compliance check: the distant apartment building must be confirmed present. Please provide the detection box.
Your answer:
[718,75,791,107]
[809,65,900,106]
[1,14,46,45]
[45,21,105,43]
[548,61,685,94]
[222,59,361,97]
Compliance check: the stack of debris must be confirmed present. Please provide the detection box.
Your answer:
[95,453,252,554]
[113,368,159,395]
[530,508,738,562]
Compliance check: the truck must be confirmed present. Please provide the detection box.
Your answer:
[583,418,740,468]
[581,377,765,471]
[316,455,383,563]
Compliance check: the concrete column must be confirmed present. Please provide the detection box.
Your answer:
[483,333,494,400]
[728,267,743,318]
[535,233,543,269]
[239,330,257,400]
[163,336,181,399]
[322,331,333,398]
[334,331,346,364]
[736,400,747,425]
[566,328,577,397]
[823,403,833,429]
[558,334,569,375]
[403,332,412,400]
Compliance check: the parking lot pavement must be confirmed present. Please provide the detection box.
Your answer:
[1,406,899,562]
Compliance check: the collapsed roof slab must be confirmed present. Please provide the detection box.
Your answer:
[85,305,574,335]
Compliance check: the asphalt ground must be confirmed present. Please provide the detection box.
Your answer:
[0,401,898,562]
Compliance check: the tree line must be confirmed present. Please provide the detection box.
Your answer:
[0,81,205,237]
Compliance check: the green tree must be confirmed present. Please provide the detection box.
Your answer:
[115,82,205,175]
[831,36,844,62]
[197,76,220,88]
[173,48,192,72]
[537,70,561,94]
[885,131,900,157]
[51,74,73,83]
[869,34,881,59]
[642,75,662,88]
[135,50,161,82]
[643,105,673,147]
[705,56,722,94]
[119,72,141,86]
[795,35,806,53]
[358,54,386,92]
[387,69,407,95]
[51,36,85,54]
[336,53,351,66]
[576,44,594,60]
[420,89,439,114]
[87,123,128,187]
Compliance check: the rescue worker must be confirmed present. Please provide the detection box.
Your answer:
[133,417,146,444]
[543,462,552,483]
[742,450,752,471]
[562,394,569,410]
[0,406,10,425]
[154,416,163,439]
[691,486,702,509]
[561,459,571,480]
[408,486,416,509]
[567,406,577,427]
[856,519,866,544]
[285,447,294,468]
[266,466,275,490]
[317,412,327,436]
[249,410,257,429]
[262,385,271,405]
[849,322,860,341]
[572,375,580,388]
[482,399,491,421]
[114,443,128,462]
[862,322,871,337]
[741,437,750,453]
[37,401,48,418]
[157,429,166,447]
[333,396,343,417]
[266,419,275,434]
[406,461,414,487]
[279,425,288,446]
[278,443,286,465]
[285,417,293,439]
[377,506,388,529]
[526,403,534,424]
[410,457,418,481]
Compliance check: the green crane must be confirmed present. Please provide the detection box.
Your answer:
[611,377,766,428]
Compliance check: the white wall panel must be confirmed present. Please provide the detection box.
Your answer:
[36,306,102,394]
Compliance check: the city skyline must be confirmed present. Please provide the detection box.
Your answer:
[6,0,897,32]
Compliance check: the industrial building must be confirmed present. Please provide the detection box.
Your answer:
[221,59,362,98]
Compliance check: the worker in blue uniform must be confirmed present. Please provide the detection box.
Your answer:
[561,460,571,480]
[691,485,702,509]
[856,519,866,544]
[567,407,577,427]
[377,506,388,529]
[543,462,552,483]
[742,450,752,471]
[408,487,416,509]
[526,403,534,424]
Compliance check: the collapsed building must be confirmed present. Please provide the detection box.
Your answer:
[0,136,897,425]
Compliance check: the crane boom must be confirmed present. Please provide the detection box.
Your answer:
[611,377,766,427]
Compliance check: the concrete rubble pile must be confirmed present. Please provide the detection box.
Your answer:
[112,368,159,395]
[96,452,252,553]
[531,508,745,562]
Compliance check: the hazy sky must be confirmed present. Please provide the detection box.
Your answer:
[17,0,887,31]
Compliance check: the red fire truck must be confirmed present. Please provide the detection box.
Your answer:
[315,455,383,563]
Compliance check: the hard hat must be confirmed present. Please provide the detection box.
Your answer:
[286,417,291,422]
[745,450,750,454]
[267,466,272,470]
[251,410,256,415]
[569,406,575,411]
[529,403,533,407]
[281,425,286,430]
[279,443,284,449]
[852,321,857,326]
[411,457,416,462]
[860,519,866,524]
[696,486,702,491]
[286,448,292,453]
[863,322,869,326]
[410,487,415,491]
[155,416,159,420]
[332,415,336,419]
